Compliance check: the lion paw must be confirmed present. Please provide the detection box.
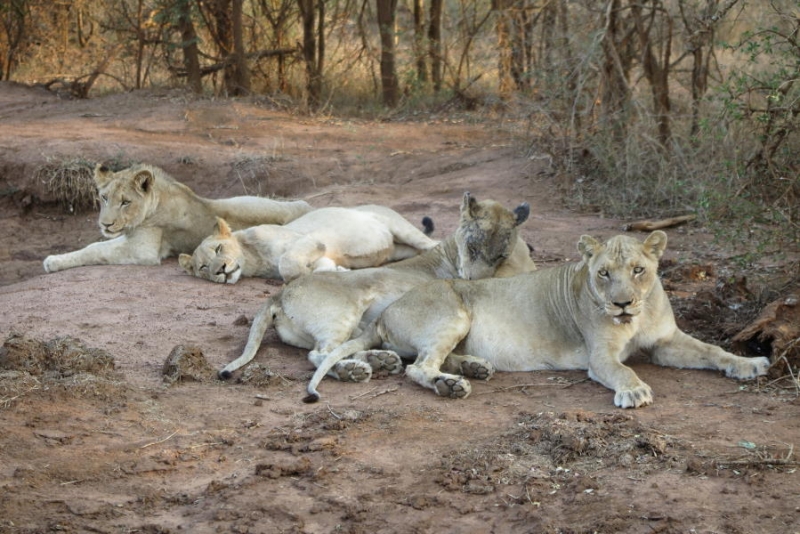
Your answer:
[726,356,771,380]
[614,383,653,409]
[43,255,62,273]
[332,360,372,383]
[459,359,495,381]
[434,375,472,399]
[365,350,403,375]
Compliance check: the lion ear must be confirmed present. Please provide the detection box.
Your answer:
[513,202,530,226]
[133,170,155,193]
[178,253,194,274]
[94,164,113,187]
[214,217,233,237]
[643,230,667,259]
[577,235,601,260]
[460,191,478,219]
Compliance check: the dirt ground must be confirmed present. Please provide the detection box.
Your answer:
[0,81,799,534]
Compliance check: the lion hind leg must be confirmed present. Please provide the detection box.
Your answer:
[304,325,383,403]
[441,353,495,381]
[651,330,770,380]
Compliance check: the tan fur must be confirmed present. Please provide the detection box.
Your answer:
[218,193,537,381]
[307,231,770,408]
[43,163,311,273]
[178,205,438,283]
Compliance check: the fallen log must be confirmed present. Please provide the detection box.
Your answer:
[622,214,696,232]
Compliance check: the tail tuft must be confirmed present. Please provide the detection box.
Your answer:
[421,216,435,236]
[218,370,232,380]
[302,393,320,404]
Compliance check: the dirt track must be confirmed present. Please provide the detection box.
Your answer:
[1,83,799,533]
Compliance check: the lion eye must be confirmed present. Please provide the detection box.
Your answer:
[199,264,208,272]
[121,199,131,207]
[598,269,609,278]
[633,266,644,275]
[215,244,223,255]
[101,195,108,204]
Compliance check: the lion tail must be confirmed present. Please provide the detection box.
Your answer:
[303,323,382,403]
[218,296,277,380]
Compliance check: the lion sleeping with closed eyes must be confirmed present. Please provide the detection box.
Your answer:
[305,231,771,408]
[179,205,438,283]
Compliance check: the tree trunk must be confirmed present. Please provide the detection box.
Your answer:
[177,0,202,93]
[630,0,672,148]
[376,0,399,107]
[413,0,427,83]
[600,0,631,130]
[208,0,236,95]
[494,0,514,98]
[298,0,321,108]
[231,0,250,95]
[428,0,442,91]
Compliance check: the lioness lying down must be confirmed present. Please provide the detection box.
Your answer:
[43,164,311,273]
[217,192,537,381]
[178,205,438,283]
[306,231,771,408]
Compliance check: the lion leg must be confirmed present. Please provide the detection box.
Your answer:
[441,353,495,381]
[587,341,653,409]
[43,229,162,272]
[651,330,770,379]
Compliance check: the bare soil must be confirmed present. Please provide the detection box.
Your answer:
[1,81,799,534]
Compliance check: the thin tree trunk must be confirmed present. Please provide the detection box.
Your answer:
[428,0,442,91]
[413,0,428,83]
[177,0,202,93]
[630,0,672,147]
[376,0,399,107]
[298,0,321,108]
[495,0,514,98]
[231,0,250,94]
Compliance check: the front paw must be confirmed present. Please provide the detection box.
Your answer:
[726,356,771,380]
[43,255,64,273]
[614,383,653,409]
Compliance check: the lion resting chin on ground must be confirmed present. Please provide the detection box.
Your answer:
[306,231,771,408]
[42,164,311,273]
[178,205,438,283]
[217,192,537,382]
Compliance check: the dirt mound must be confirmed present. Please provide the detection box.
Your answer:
[161,344,216,385]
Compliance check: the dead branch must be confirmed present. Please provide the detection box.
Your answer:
[622,214,696,232]
[170,48,298,78]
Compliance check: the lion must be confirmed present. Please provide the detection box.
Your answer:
[42,163,312,273]
[305,231,771,408]
[177,205,438,283]
[217,192,537,381]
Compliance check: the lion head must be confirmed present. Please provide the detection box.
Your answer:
[455,192,530,280]
[94,164,158,238]
[577,231,667,325]
[179,218,244,284]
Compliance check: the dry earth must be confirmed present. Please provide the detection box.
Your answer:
[0,82,798,534]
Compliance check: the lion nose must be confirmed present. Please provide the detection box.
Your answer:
[613,300,632,309]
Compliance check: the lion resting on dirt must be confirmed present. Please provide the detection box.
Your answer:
[217,192,537,381]
[178,205,438,283]
[305,231,771,408]
[42,164,311,273]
